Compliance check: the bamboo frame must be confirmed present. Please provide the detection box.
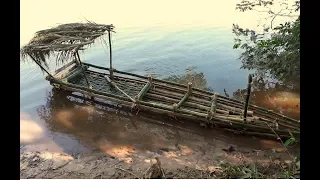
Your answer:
[45,70,300,138]
[85,68,297,127]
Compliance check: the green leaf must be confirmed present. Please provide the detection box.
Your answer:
[289,130,294,138]
[284,137,295,146]
[233,43,240,49]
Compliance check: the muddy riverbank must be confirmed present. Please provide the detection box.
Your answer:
[20,147,299,179]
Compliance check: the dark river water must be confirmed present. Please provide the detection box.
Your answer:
[20,25,300,156]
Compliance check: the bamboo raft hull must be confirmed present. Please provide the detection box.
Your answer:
[46,60,300,139]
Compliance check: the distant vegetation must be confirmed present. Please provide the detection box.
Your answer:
[233,0,300,81]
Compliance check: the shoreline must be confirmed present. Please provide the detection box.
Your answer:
[20,148,299,179]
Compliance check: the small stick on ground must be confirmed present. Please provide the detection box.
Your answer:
[115,166,140,179]
[265,122,294,159]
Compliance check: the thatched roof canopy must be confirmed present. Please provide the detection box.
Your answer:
[20,22,114,68]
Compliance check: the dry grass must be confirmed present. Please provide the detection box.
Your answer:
[20,22,114,68]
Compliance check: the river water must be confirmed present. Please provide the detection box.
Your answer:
[20,0,300,157]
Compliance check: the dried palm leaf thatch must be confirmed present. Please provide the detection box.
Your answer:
[20,22,114,68]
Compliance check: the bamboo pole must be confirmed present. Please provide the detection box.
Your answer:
[145,93,228,114]
[136,82,151,101]
[104,75,136,103]
[56,64,78,79]
[51,60,76,76]
[243,74,253,121]
[76,51,92,89]
[65,66,89,82]
[208,93,219,118]
[176,82,192,109]
[108,30,113,80]
[29,55,55,79]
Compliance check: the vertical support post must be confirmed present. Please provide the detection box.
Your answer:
[208,92,218,119]
[175,82,192,109]
[29,55,55,80]
[148,75,154,88]
[75,51,92,89]
[108,30,113,80]
[243,74,253,122]
[187,82,192,95]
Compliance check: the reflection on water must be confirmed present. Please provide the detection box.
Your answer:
[35,88,296,157]
[20,113,44,144]
[164,66,213,91]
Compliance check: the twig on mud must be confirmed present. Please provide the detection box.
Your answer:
[108,160,122,168]
[115,166,140,179]
[265,123,294,159]
[143,167,151,178]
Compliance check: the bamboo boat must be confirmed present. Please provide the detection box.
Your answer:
[20,22,300,140]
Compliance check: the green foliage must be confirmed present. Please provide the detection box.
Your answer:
[233,0,300,81]
[284,130,296,146]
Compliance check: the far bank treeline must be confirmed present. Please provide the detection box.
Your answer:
[232,0,300,81]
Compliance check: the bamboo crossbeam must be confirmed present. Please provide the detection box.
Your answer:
[56,64,78,79]
[176,82,192,109]
[150,87,254,116]
[75,52,91,89]
[145,93,228,114]
[136,82,151,101]
[64,65,89,82]
[208,93,219,118]
[51,60,76,76]
[104,75,136,103]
